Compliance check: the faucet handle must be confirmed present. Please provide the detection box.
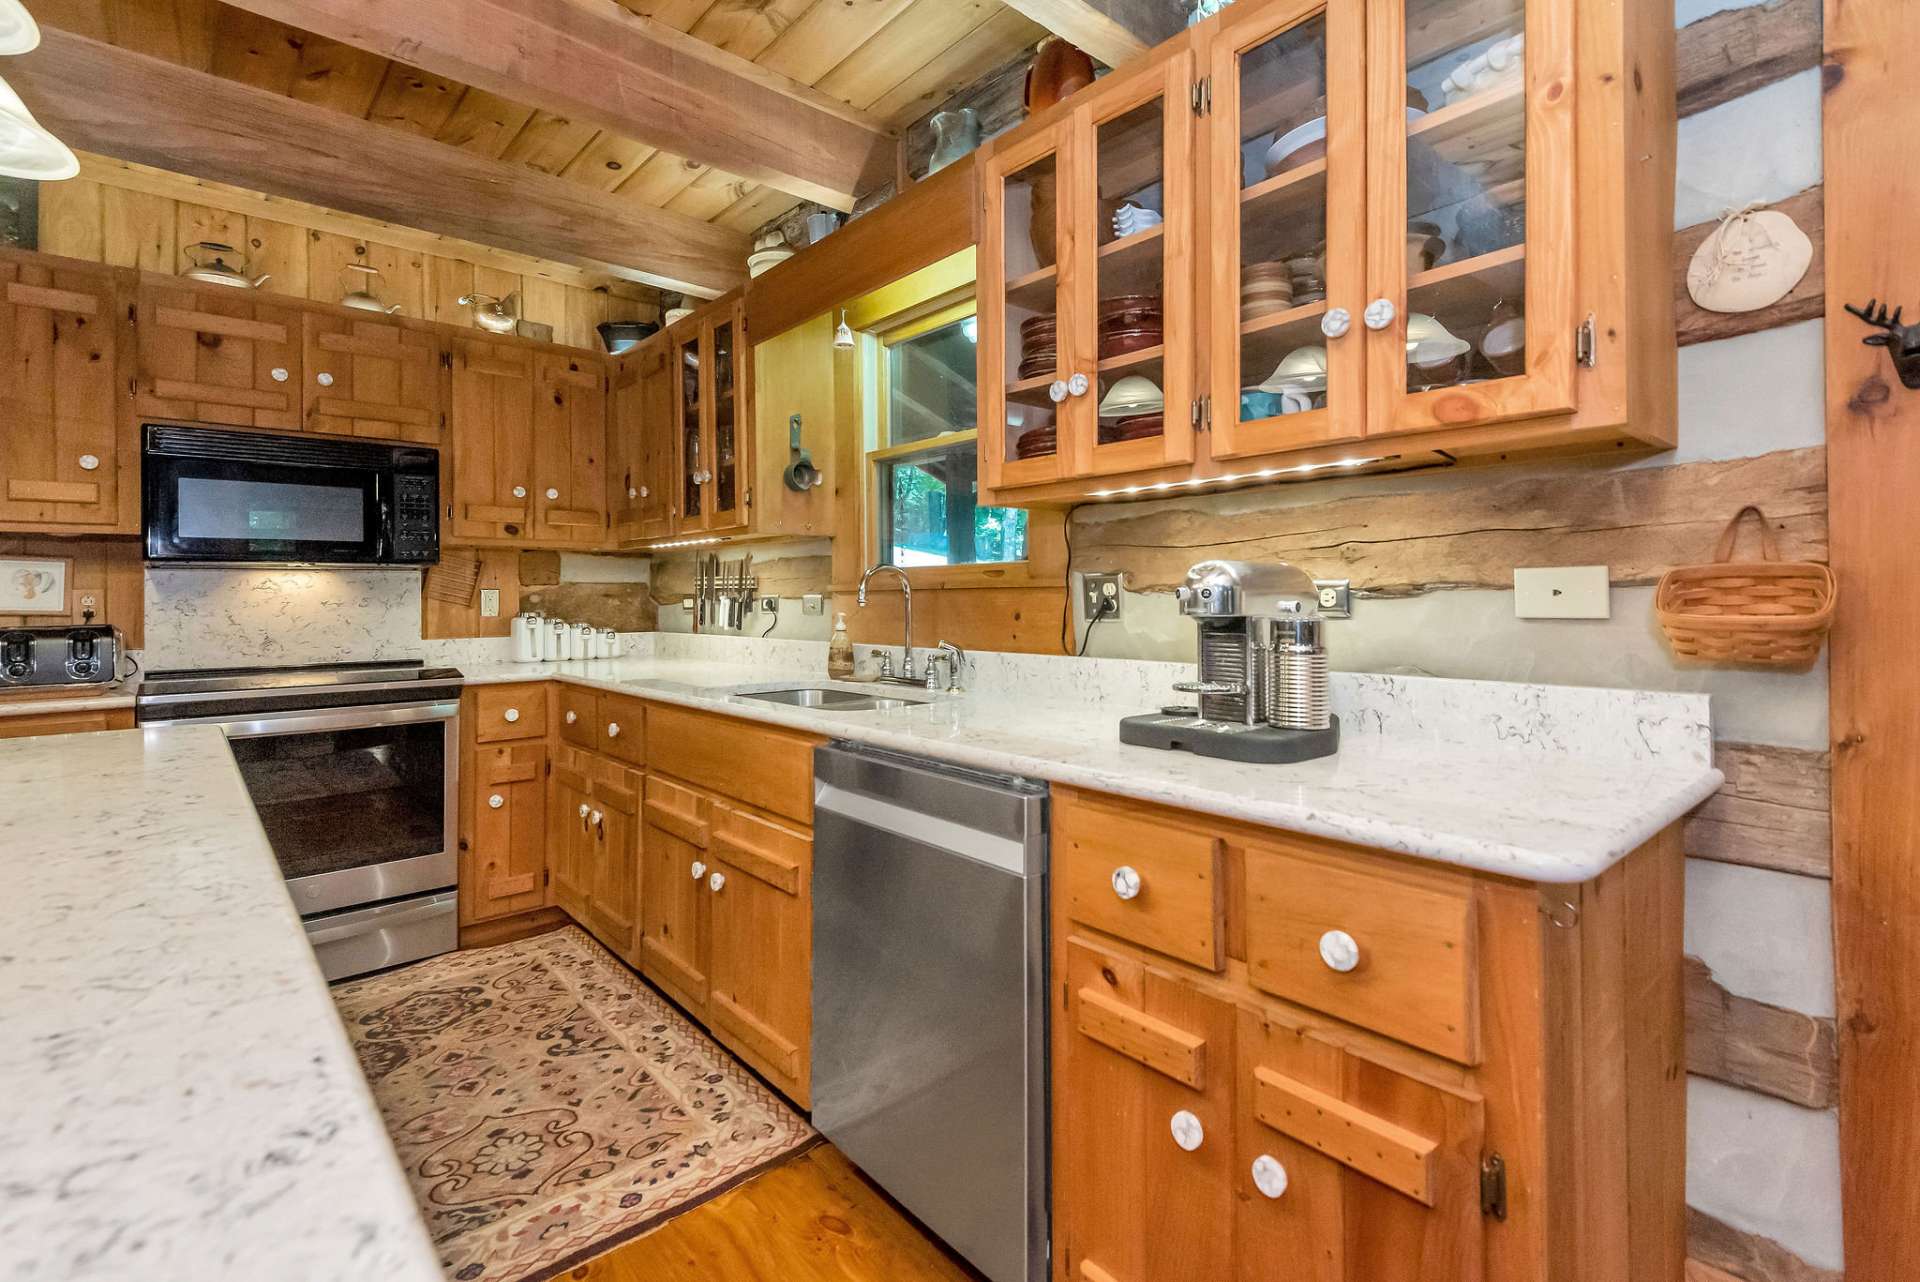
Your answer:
[869,648,893,678]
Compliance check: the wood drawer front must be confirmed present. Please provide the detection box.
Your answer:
[473,684,548,743]
[0,708,133,739]
[597,691,647,768]
[556,686,599,749]
[645,702,818,824]
[643,774,711,848]
[1243,838,1479,1063]
[1057,789,1224,970]
[712,803,809,896]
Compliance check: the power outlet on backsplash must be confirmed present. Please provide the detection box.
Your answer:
[1081,573,1123,622]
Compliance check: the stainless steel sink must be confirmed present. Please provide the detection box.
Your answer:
[736,686,930,712]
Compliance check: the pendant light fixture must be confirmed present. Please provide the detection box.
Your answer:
[0,73,78,181]
[0,0,38,56]
[833,310,854,350]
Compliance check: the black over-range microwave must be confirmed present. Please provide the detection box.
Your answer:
[143,424,439,566]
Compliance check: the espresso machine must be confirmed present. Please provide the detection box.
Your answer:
[1119,560,1340,764]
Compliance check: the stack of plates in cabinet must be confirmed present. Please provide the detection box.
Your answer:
[1241,261,1296,321]
[1097,374,1165,444]
[1018,315,1057,381]
[1014,425,1058,459]
[1098,294,1163,359]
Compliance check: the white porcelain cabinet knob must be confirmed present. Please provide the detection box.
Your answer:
[270,367,289,382]
[606,722,621,738]
[503,707,520,723]
[578,803,590,819]
[77,454,99,471]
[1066,372,1091,398]
[639,485,650,499]
[628,486,639,499]
[1252,1155,1290,1199]
[545,488,560,500]
[1048,379,1070,404]
[487,794,504,809]
[565,711,577,724]
[691,860,708,880]
[316,371,334,387]
[708,871,726,893]
[512,485,528,499]
[1170,1110,1205,1152]
[1321,307,1352,339]
[1363,298,1398,331]
[1319,929,1362,973]
[1111,865,1143,901]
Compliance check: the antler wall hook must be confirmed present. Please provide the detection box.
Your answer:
[1845,299,1920,389]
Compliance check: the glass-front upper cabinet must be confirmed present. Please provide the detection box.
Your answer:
[1077,55,1196,478]
[1208,0,1364,461]
[675,322,705,531]
[1368,0,1576,435]
[981,120,1076,492]
[707,306,745,531]
[671,297,750,536]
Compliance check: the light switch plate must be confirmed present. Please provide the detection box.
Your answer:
[479,588,501,618]
[802,593,825,616]
[1514,566,1611,619]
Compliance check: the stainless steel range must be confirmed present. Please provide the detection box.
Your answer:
[137,660,463,980]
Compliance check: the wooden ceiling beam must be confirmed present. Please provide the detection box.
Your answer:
[996,0,1187,70]
[11,28,747,297]
[208,0,896,211]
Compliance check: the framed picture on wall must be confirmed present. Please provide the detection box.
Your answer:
[0,556,71,614]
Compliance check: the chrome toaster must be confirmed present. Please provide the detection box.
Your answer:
[0,625,123,689]
[1119,560,1339,764]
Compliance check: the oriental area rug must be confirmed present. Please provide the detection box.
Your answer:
[333,926,816,1282]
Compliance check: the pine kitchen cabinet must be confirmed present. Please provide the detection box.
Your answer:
[1050,785,1685,1282]
[135,278,304,432]
[549,742,640,959]
[671,295,752,537]
[0,251,135,534]
[300,311,445,444]
[457,684,550,929]
[607,339,677,544]
[531,352,608,545]
[977,0,1676,505]
[447,335,538,542]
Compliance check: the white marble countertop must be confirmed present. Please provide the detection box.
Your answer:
[0,725,442,1282]
[0,684,138,716]
[459,653,1722,884]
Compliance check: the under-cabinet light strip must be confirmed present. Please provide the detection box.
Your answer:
[1084,455,1393,500]
[647,536,728,550]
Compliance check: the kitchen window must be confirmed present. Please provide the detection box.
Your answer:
[870,309,1029,569]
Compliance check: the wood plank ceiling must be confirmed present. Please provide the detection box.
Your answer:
[30,0,1048,243]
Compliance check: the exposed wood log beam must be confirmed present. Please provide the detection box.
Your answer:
[1686,954,1839,1108]
[997,0,1186,70]
[1687,1207,1843,1282]
[208,0,894,211]
[1675,0,1820,118]
[1686,742,1832,878]
[11,29,746,297]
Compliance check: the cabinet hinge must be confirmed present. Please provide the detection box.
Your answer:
[440,350,453,370]
[1480,1154,1508,1221]
[543,867,550,886]
[545,758,552,778]
[1575,314,1597,368]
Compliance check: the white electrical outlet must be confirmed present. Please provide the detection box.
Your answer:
[1514,566,1611,619]
[479,588,501,618]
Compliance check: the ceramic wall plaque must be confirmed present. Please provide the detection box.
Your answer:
[1687,207,1814,314]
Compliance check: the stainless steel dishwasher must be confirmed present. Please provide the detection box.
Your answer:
[812,743,1049,1282]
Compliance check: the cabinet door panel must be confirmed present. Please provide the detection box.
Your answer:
[1208,0,1368,460]
[586,758,640,957]
[534,352,607,544]
[137,285,302,429]
[469,741,547,922]
[637,341,678,539]
[674,326,708,532]
[0,259,127,530]
[302,312,443,443]
[705,302,749,533]
[707,803,810,1101]
[1367,0,1577,435]
[607,352,651,544]
[549,750,592,921]
[449,338,536,541]
[1057,937,1236,1282]
[640,778,712,1011]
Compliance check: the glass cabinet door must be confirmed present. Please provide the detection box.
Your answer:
[1369,0,1576,435]
[1075,55,1196,478]
[981,121,1078,491]
[708,305,745,531]
[675,326,706,532]
[1208,0,1367,461]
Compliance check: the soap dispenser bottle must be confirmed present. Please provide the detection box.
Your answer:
[828,612,854,679]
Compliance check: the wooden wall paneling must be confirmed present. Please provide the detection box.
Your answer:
[174,200,241,261]
[103,185,176,271]
[1675,186,1825,348]
[0,534,143,645]
[520,276,570,341]
[242,216,308,297]
[1825,0,1920,1273]
[36,177,104,259]
[994,0,1184,71]
[422,546,521,639]
[426,256,476,327]
[1072,447,1827,596]
[1686,743,1832,878]
[563,287,615,353]
[1684,954,1838,1109]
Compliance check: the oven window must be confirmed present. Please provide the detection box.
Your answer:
[177,477,366,543]
[228,722,445,881]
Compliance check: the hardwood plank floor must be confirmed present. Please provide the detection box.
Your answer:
[574,1145,981,1282]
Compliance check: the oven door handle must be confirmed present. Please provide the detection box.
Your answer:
[146,700,460,737]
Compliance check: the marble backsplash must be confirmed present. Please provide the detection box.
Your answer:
[143,568,426,670]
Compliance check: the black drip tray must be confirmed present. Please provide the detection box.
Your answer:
[1119,713,1340,764]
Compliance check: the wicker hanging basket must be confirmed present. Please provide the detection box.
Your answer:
[1655,505,1835,670]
